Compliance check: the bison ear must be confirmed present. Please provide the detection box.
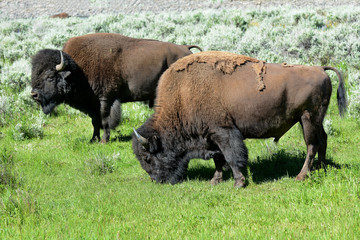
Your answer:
[133,128,161,153]
[58,71,72,94]
[59,71,71,80]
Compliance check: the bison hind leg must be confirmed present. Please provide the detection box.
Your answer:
[100,99,121,143]
[109,99,122,130]
[211,127,248,188]
[297,110,327,181]
[316,125,327,169]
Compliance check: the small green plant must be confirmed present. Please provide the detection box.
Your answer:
[0,189,38,223]
[84,153,118,175]
[11,114,45,141]
[232,15,248,31]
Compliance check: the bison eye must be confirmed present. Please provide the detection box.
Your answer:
[145,156,151,163]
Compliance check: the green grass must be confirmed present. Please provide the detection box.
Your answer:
[1,99,359,239]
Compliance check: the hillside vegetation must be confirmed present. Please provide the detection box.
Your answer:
[0,7,360,238]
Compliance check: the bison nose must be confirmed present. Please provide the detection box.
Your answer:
[31,91,39,100]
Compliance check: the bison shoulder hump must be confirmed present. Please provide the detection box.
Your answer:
[171,51,261,74]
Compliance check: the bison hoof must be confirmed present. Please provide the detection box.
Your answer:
[234,179,246,188]
[295,173,308,181]
[100,139,109,144]
[90,136,100,143]
[210,177,222,186]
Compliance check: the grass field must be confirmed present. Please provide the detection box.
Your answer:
[1,7,360,239]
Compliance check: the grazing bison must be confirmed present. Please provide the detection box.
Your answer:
[31,33,202,142]
[133,51,347,187]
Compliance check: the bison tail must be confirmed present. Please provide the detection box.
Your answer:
[322,66,347,117]
[187,45,203,52]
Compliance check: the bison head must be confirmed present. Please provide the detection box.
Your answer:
[132,126,188,184]
[31,49,72,114]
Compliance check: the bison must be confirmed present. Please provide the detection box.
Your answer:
[31,33,202,142]
[50,13,69,18]
[132,51,347,187]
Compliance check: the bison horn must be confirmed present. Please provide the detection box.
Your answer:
[133,128,149,150]
[56,50,66,71]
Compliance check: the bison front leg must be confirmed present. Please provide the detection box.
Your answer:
[211,127,248,188]
[210,154,226,185]
[90,116,101,142]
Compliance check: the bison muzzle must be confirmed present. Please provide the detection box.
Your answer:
[132,51,347,187]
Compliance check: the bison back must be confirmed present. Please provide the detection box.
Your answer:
[155,52,332,139]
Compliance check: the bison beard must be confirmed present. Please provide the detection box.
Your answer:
[30,33,202,142]
[132,51,347,187]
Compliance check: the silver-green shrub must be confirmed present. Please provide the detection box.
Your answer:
[1,7,360,120]
[348,69,360,119]
[1,58,31,92]
[0,94,14,127]
[122,102,153,123]
[11,113,46,141]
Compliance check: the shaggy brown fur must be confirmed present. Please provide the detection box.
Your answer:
[281,62,294,68]
[63,33,201,100]
[173,51,259,74]
[252,60,267,91]
[133,51,347,187]
[173,51,267,91]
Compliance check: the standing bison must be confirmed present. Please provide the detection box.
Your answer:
[31,33,202,142]
[133,51,347,187]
